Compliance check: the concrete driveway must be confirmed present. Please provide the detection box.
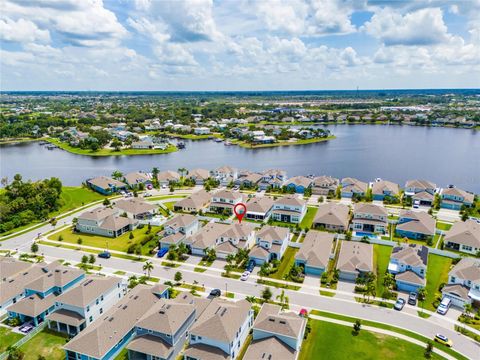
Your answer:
[336,281,356,299]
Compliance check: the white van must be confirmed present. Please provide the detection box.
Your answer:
[437,297,451,315]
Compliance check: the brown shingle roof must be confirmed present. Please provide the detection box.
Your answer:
[244,337,296,360]
[397,210,436,236]
[445,220,480,248]
[55,276,121,308]
[337,241,373,274]
[254,303,306,339]
[114,198,156,216]
[313,203,350,228]
[295,231,334,269]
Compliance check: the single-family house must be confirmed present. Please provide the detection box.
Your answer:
[47,276,126,336]
[86,176,127,195]
[441,187,475,210]
[249,226,290,265]
[404,179,436,197]
[259,169,287,190]
[211,166,238,186]
[444,219,480,255]
[395,210,436,240]
[351,203,388,234]
[185,299,254,360]
[388,244,428,292]
[114,198,157,220]
[245,197,274,221]
[341,177,368,198]
[76,207,135,238]
[285,176,312,194]
[372,180,400,201]
[123,172,152,188]
[188,169,211,185]
[174,190,211,213]
[312,176,339,196]
[336,241,374,281]
[194,127,210,135]
[209,189,244,215]
[442,258,480,308]
[157,170,181,186]
[312,203,350,232]
[244,303,306,360]
[295,231,334,276]
[271,196,307,224]
[131,140,154,149]
[237,172,263,188]
[159,214,200,249]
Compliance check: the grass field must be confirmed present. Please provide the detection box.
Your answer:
[52,186,106,215]
[424,254,452,311]
[163,201,176,210]
[300,207,318,229]
[270,246,298,280]
[234,136,336,149]
[374,244,393,297]
[436,222,453,231]
[0,327,24,353]
[19,329,68,360]
[298,320,443,360]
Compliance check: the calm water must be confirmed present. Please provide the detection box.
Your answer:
[1,125,479,192]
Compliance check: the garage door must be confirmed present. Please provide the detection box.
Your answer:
[442,293,466,308]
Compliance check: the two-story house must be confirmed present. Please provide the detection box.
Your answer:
[210,166,238,186]
[442,258,480,308]
[271,196,307,224]
[312,175,339,196]
[395,210,436,240]
[86,176,127,195]
[441,187,475,210]
[76,207,135,238]
[404,179,436,207]
[371,180,400,201]
[351,203,388,234]
[388,244,428,292]
[159,214,200,249]
[295,231,334,275]
[245,196,274,222]
[244,303,306,360]
[185,299,254,360]
[444,219,480,255]
[340,177,368,198]
[258,169,287,190]
[47,276,127,336]
[249,226,290,265]
[285,176,312,194]
[208,190,244,215]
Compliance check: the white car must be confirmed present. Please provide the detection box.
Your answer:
[240,271,250,281]
[437,298,451,315]
[143,192,152,197]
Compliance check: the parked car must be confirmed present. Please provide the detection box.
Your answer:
[209,288,221,297]
[157,248,168,258]
[434,334,453,347]
[161,184,167,189]
[413,200,420,209]
[408,292,418,305]
[19,323,34,334]
[98,251,111,259]
[240,271,250,281]
[437,298,451,315]
[299,308,308,317]
[143,192,152,197]
[394,298,406,311]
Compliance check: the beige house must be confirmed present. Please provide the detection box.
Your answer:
[114,198,157,220]
[444,220,480,255]
[313,203,350,232]
[312,175,339,196]
[209,189,244,215]
[174,190,211,213]
[337,241,374,281]
[295,230,334,276]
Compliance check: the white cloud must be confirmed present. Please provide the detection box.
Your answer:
[308,0,356,35]
[0,18,51,43]
[256,0,308,35]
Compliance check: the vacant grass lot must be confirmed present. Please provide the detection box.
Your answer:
[53,186,106,215]
[19,329,68,360]
[374,244,393,297]
[0,327,24,353]
[425,253,452,311]
[298,320,443,360]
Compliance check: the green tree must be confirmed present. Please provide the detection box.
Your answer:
[261,287,272,302]
[424,341,433,359]
[111,170,123,180]
[174,271,183,283]
[30,242,39,254]
[6,346,24,360]
[129,232,134,240]
[143,260,154,278]
[417,287,427,314]
[353,319,361,335]
[89,254,96,265]
[103,198,111,206]
[81,255,88,264]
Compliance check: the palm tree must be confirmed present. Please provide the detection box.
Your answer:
[177,242,188,258]
[178,167,187,177]
[276,289,290,310]
[111,170,123,180]
[143,260,154,278]
[226,253,236,266]
[417,287,427,314]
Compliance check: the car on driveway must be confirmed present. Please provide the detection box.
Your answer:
[19,323,34,334]
[437,298,451,315]
[434,334,453,347]
[157,248,168,258]
[408,292,418,305]
[240,271,250,281]
[394,298,406,311]
[209,289,221,297]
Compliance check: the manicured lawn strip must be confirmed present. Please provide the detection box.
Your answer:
[19,329,69,360]
[291,234,299,242]
[436,222,452,231]
[0,327,24,353]
[38,241,141,261]
[269,246,298,280]
[163,201,176,210]
[194,267,207,273]
[425,254,452,311]
[374,244,393,297]
[310,310,467,360]
[300,207,318,229]
[52,187,106,216]
[147,194,188,201]
[114,270,126,275]
[319,290,335,297]
[234,136,336,148]
[299,319,443,360]
[257,279,300,291]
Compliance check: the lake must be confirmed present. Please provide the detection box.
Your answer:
[1,125,479,192]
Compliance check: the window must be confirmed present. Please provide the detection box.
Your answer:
[89,316,93,322]
[101,295,104,301]
[96,299,99,305]
[86,306,90,312]
[99,308,103,314]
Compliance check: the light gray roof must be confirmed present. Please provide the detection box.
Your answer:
[136,300,195,335]
[0,257,33,280]
[184,344,230,360]
[372,180,400,196]
[395,270,425,286]
[189,223,254,250]
[313,175,339,188]
[246,197,274,214]
[164,214,197,229]
[0,262,47,304]
[286,176,312,188]
[189,168,210,180]
[127,335,173,359]
[7,293,58,317]
[99,215,134,231]
[78,207,117,221]
[157,170,180,182]
[397,210,436,236]
[56,276,122,308]
[405,179,436,190]
[124,172,150,185]
[46,309,85,327]
[114,198,156,215]
[448,257,480,283]
[295,230,334,268]
[444,220,480,248]
[253,303,306,339]
[274,195,306,207]
[244,337,296,360]
[442,187,474,203]
[353,203,387,216]
[25,262,84,293]
[87,176,126,190]
[313,203,350,228]
[442,284,470,301]
[256,226,289,243]
[391,244,429,267]
[412,191,434,201]
[341,177,368,193]
[211,189,243,201]
[337,241,373,274]
[175,190,211,210]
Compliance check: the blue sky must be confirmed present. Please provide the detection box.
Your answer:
[1,0,479,91]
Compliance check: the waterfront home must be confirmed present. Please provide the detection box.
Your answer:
[245,196,274,221]
[47,276,126,336]
[371,180,400,201]
[188,168,211,185]
[63,284,169,360]
[404,179,436,197]
[249,226,290,265]
[7,261,85,326]
[388,244,428,292]
[340,177,368,198]
[185,298,254,360]
[123,171,152,188]
[295,231,334,276]
[113,198,157,220]
[412,190,435,207]
[211,165,238,185]
[244,303,306,360]
[174,190,211,213]
[236,172,263,188]
[442,258,480,308]
[441,187,475,210]
[86,176,127,195]
[194,127,210,135]
[351,203,388,234]
[131,139,154,149]
[444,219,480,255]
[260,169,287,190]
[76,207,135,238]
[395,210,436,240]
[187,222,255,258]
[209,189,244,215]
[285,176,312,194]
[157,170,181,186]
[312,175,339,196]
[271,195,307,224]
[312,203,350,232]
[336,241,374,281]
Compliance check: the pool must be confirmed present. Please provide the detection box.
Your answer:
[354,231,379,239]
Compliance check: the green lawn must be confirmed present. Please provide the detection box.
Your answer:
[114,348,128,360]
[53,187,106,216]
[234,136,336,148]
[0,327,24,353]
[300,207,318,229]
[299,320,443,360]
[48,225,160,255]
[270,246,298,280]
[19,329,68,360]
[163,201,176,210]
[374,245,393,297]
[436,222,452,231]
[425,254,452,311]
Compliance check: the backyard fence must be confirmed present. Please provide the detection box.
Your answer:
[0,322,47,360]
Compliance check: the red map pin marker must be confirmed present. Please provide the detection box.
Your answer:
[233,203,247,223]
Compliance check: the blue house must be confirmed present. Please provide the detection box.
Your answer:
[371,180,400,201]
[441,187,475,211]
[388,244,428,292]
[86,176,127,195]
[285,176,312,194]
[395,210,436,240]
[340,177,368,198]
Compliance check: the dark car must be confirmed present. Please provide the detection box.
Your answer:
[394,298,406,311]
[209,289,221,297]
[247,260,255,272]
[98,251,111,259]
[408,292,418,305]
[157,248,168,258]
